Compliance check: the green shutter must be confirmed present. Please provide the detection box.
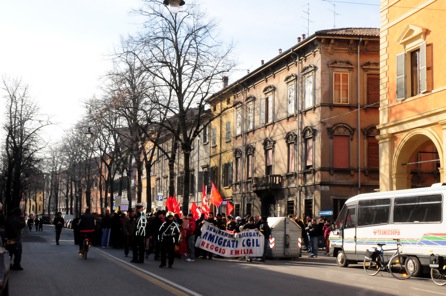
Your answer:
[396,53,405,100]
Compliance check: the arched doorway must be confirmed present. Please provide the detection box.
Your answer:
[393,131,442,189]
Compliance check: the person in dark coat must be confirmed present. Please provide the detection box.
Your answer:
[122,209,135,257]
[71,214,81,245]
[53,212,65,245]
[131,204,146,263]
[259,216,271,262]
[6,208,26,270]
[158,213,180,268]
[307,218,323,258]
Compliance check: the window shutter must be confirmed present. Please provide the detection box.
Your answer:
[396,53,405,100]
[267,95,273,123]
[419,42,427,93]
[228,163,233,186]
[333,136,349,168]
[260,98,265,125]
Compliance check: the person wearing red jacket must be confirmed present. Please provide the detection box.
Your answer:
[185,213,196,262]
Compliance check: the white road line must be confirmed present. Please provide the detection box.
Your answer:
[96,248,202,296]
[412,287,446,295]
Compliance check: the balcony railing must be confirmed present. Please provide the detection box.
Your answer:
[252,175,283,191]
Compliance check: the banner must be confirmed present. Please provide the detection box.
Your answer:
[195,222,264,257]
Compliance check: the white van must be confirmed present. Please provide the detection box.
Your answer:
[330,184,446,276]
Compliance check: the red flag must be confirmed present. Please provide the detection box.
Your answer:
[166,196,175,212]
[201,184,210,216]
[226,201,234,216]
[190,202,201,220]
[210,182,222,206]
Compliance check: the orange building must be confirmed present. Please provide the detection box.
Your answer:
[379,0,446,190]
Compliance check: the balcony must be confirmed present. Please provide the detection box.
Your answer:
[252,175,283,192]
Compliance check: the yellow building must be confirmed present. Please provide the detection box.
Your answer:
[379,0,446,190]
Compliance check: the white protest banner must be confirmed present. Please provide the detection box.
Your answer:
[195,222,264,257]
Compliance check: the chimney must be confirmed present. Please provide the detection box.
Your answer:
[261,60,264,65]
[222,76,229,88]
[302,34,306,40]
[279,48,282,54]
[298,37,301,43]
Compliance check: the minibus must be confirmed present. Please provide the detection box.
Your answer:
[330,184,446,276]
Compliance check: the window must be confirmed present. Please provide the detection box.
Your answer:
[304,75,314,109]
[211,127,217,146]
[234,149,242,182]
[287,200,294,215]
[222,162,233,187]
[329,124,353,169]
[260,95,273,125]
[266,149,273,175]
[303,127,315,169]
[345,207,356,229]
[246,203,252,216]
[202,125,209,144]
[366,127,379,169]
[333,72,349,104]
[396,25,430,100]
[287,83,295,115]
[264,138,275,176]
[286,133,297,173]
[235,204,241,217]
[210,166,218,185]
[394,194,442,223]
[367,73,380,105]
[358,199,390,226]
[235,107,242,135]
[246,145,255,179]
[247,102,254,131]
[225,121,231,142]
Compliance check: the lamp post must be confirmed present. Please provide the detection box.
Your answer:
[163,0,185,13]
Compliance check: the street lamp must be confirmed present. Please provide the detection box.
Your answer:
[163,0,185,13]
[163,0,185,7]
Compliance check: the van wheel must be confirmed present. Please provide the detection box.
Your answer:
[405,256,421,277]
[336,250,349,267]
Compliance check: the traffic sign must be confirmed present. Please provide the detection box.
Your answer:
[156,195,163,201]
[318,210,333,216]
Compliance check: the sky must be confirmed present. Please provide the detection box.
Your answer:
[0,0,380,144]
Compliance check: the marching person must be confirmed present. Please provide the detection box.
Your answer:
[131,204,146,263]
[53,212,65,245]
[158,213,180,268]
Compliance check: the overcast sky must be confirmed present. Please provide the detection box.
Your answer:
[0,0,380,143]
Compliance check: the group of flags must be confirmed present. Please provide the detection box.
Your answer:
[166,182,234,220]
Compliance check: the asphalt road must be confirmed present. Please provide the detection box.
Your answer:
[9,225,446,296]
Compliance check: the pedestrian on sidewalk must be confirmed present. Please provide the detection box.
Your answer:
[6,208,26,270]
[53,212,65,245]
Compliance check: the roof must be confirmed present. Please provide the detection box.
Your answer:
[315,27,380,37]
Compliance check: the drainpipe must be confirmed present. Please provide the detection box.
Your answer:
[357,38,362,194]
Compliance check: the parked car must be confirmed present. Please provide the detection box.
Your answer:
[0,243,10,296]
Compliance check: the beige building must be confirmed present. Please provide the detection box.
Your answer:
[208,28,380,218]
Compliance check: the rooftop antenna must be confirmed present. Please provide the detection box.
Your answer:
[323,0,339,28]
[302,2,312,36]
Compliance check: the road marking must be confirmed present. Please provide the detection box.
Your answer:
[96,249,202,296]
[412,287,446,295]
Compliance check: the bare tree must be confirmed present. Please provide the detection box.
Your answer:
[130,0,235,212]
[1,77,50,212]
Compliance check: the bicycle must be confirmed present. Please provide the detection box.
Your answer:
[430,254,446,286]
[363,239,412,280]
[80,235,91,260]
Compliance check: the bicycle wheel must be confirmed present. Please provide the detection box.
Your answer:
[82,240,88,260]
[431,268,446,286]
[363,256,380,276]
[389,254,411,280]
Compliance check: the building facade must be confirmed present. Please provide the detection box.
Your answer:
[208,28,380,219]
[379,0,446,190]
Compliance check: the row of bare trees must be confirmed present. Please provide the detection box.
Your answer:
[40,0,235,215]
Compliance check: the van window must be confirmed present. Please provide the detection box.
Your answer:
[358,198,390,226]
[394,194,442,223]
[345,207,356,229]
[335,205,347,230]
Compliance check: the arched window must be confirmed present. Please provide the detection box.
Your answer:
[263,138,275,175]
[328,124,355,169]
[302,127,316,170]
[286,132,297,173]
